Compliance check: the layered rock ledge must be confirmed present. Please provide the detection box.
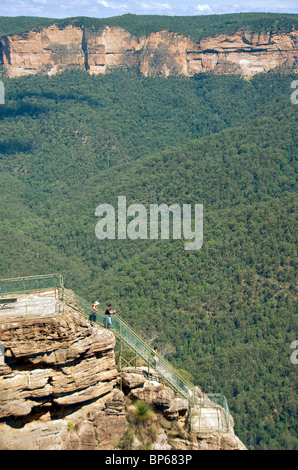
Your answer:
[0,307,127,449]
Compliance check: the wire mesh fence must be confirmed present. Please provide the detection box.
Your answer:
[0,274,64,297]
[0,274,64,323]
[191,393,230,433]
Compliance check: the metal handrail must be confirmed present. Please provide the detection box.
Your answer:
[68,293,195,403]
[70,293,231,432]
[0,273,62,282]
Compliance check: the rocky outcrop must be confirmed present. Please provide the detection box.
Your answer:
[0,301,246,450]
[120,368,247,450]
[0,309,119,417]
[123,373,189,420]
[1,24,297,78]
[0,387,127,450]
[0,25,85,78]
[0,307,128,450]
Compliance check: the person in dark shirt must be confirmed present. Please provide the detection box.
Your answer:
[105,304,116,329]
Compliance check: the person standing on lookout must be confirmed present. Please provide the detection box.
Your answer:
[92,301,99,323]
[105,304,116,329]
[152,346,159,368]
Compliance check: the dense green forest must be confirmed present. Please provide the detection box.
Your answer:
[0,12,298,40]
[0,62,297,449]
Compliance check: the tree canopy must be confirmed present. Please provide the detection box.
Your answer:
[0,66,297,449]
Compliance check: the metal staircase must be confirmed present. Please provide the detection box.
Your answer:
[67,294,195,399]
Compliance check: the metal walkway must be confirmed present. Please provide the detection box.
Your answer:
[68,293,230,434]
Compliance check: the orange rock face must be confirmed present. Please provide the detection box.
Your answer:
[1,25,85,77]
[1,24,297,78]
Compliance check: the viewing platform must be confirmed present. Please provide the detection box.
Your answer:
[0,274,64,323]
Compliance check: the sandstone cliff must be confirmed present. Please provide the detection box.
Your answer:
[0,307,126,450]
[0,300,246,450]
[0,24,297,79]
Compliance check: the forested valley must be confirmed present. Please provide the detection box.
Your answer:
[0,63,297,449]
